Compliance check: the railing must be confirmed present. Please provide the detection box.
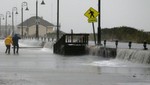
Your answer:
[65,34,89,45]
[23,37,55,42]
[53,33,89,54]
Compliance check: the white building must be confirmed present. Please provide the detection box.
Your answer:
[17,16,55,37]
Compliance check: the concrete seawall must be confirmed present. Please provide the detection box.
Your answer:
[86,45,150,64]
[116,49,150,64]
[86,46,117,58]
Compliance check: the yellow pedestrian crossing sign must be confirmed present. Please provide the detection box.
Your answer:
[84,7,99,23]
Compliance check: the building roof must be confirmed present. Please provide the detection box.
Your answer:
[18,16,54,27]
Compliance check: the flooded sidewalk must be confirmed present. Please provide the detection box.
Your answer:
[0,40,150,85]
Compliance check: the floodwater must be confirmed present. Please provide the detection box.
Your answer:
[0,40,150,85]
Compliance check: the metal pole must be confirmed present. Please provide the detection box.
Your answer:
[97,0,101,45]
[0,14,4,37]
[71,29,73,43]
[0,17,2,36]
[21,2,29,38]
[0,17,1,36]
[21,7,23,37]
[35,0,45,39]
[12,11,14,35]
[57,0,59,41]
[5,13,8,37]
[5,12,11,37]
[12,7,18,36]
[36,0,39,39]
[92,22,96,45]
[0,15,3,36]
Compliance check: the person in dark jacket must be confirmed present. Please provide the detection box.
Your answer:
[12,34,21,54]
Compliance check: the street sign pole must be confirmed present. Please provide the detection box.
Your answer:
[97,0,101,45]
[92,22,96,45]
[57,0,59,41]
[84,7,99,45]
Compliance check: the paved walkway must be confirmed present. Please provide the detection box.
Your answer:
[0,40,150,85]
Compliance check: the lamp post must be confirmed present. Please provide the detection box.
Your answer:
[97,0,101,45]
[12,7,18,36]
[5,11,11,37]
[0,14,4,37]
[35,0,45,39]
[21,2,29,38]
[56,0,59,41]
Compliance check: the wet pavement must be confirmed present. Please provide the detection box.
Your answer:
[0,40,150,85]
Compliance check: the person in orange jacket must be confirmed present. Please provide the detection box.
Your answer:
[4,35,13,54]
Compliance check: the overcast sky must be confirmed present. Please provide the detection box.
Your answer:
[0,0,150,33]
